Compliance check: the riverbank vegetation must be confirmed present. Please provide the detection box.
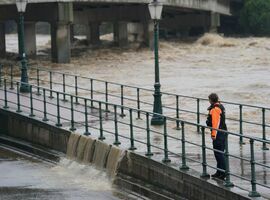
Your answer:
[239,0,270,35]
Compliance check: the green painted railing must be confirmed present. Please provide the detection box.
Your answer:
[0,77,269,197]
[1,64,269,150]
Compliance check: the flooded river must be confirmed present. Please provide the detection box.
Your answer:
[2,33,270,106]
[2,33,270,136]
[2,33,270,147]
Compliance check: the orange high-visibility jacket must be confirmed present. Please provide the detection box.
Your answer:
[206,103,227,140]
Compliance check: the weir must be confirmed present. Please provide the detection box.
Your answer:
[66,132,123,178]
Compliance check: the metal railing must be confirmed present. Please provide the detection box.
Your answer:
[1,64,269,149]
[0,77,269,198]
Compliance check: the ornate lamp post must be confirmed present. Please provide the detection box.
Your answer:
[148,0,164,125]
[16,0,30,93]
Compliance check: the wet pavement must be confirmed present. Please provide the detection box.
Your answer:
[0,87,269,199]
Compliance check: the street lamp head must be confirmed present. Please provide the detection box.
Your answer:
[148,0,163,20]
[16,0,27,13]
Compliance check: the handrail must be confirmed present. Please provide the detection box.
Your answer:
[1,64,270,147]
[0,77,269,197]
[28,65,270,110]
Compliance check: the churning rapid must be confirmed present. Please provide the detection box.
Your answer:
[0,145,125,200]
[3,33,270,108]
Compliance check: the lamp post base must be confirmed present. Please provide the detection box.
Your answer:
[20,84,30,93]
[151,114,164,125]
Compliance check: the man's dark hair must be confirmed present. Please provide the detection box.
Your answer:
[208,93,219,103]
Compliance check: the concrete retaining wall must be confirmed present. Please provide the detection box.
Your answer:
[0,109,70,153]
[116,152,251,200]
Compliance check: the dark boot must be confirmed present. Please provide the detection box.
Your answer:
[211,172,220,178]
[218,172,226,180]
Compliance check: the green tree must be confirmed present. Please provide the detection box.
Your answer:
[240,0,270,35]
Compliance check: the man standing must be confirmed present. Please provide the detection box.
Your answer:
[206,93,227,180]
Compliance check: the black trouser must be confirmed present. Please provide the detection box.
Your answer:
[213,132,225,174]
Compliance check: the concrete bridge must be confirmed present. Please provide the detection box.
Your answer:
[0,0,230,63]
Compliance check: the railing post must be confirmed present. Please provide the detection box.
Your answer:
[129,108,136,150]
[98,102,105,140]
[10,65,14,90]
[145,112,153,157]
[105,82,109,112]
[175,95,180,130]
[75,76,79,104]
[197,98,200,133]
[42,88,48,122]
[239,105,245,144]
[113,105,121,145]
[16,82,22,113]
[180,121,189,170]
[84,98,90,136]
[162,117,171,163]
[29,85,35,117]
[90,79,94,107]
[248,139,261,197]
[200,127,210,178]
[3,79,8,109]
[137,88,141,119]
[55,92,62,127]
[120,85,125,117]
[224,132,234,187]
[70,95,76,131]
[262,108,269,150]
[49,71,53,98]
[62,74,67,101]
[0,64,2,87]
[36,68,41,95]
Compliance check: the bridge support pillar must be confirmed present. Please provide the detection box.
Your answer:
[87,22,100,45]
[209,12,220,33]
[143,21,154,50]
[51,22,71,63]
[113,22,118,44]
[70,24,75,43]
[0,22,5,57]
[177,28,190,38]
[114,22,128,47]
[24,22,36,56]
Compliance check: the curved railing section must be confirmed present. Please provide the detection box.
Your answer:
[1,64,269,150]
[0,77,269,198]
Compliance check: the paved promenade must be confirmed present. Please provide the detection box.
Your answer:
[0,84,269,198]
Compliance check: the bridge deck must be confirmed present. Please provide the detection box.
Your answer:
[0,0,230,15]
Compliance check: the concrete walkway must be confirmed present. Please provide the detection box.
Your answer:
[0,86,269,199]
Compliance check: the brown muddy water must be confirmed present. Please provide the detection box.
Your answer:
[2,33,270,103]
[3,33,270,106]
